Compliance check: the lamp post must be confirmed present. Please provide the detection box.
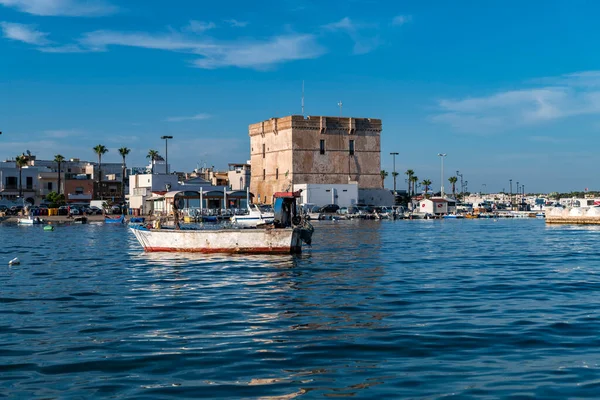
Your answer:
[509,179,513,209]
[437,153,447,197]
[390,152,399,195]
[160,135,173,174]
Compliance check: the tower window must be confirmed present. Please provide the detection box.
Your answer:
[349,139,355,156]
[276,168,279,180]
[262,144,265,158]
[263,169,266,180]
[320,139,325,155]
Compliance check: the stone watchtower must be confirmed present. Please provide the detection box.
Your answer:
[249,115,382,204]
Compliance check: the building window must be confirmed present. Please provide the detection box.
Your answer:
[26,177,33,189]
[349,139,355,156]
[320,139,325,154]
[262,144,265,158]
[276,168,279,180]
[47,182,52,191]
[263,169,266,180]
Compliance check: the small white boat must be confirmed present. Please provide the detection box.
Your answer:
[18,216,44,225]
[230,204,274,228]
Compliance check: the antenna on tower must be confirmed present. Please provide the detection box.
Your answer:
[301,80,305,117]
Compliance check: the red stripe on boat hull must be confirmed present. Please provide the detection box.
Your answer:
[143,246,301,254]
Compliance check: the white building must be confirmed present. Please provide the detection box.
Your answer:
[293,183,358,208]
[228,163,251,190]
[418,198,448,215]
[128,173,221,214]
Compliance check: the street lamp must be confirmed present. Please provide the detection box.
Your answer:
[390,152,399,195]
[437,153,447,197]
[160,135,173,174]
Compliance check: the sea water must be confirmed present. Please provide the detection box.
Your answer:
[1,219,600,398]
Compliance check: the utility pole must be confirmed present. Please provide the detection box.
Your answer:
[438,153,447,196]
[161,135,173,174]
[390,152,399,195]
[509,179,513,210]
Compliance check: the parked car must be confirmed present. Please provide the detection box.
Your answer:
[337,207,349,215]
[319,204,340,213]
[86,206,102,215]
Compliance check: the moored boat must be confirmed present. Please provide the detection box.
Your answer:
[129,192,313,254]
[230,204,274,228]
[105,215,125,224]
[18,216,44,225]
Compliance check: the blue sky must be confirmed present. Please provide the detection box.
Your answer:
[1,0,600,193]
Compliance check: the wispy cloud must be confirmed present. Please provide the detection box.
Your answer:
[225,19,248,28]
[528,135,567,144]
[323,17,354,31]
[76,29,325,69]
[0,21,50,45]
[391,15,411,26]
[432,71,600,133]
[44,129,84,138]
[165,113,211,122]
[185,20,215,33]
[0,0,118,17]
[191,34,324,69]
[321,17,381,55]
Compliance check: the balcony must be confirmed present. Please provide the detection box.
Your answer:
[67,193,92,201]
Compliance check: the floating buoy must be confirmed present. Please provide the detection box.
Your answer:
[8,257,20,266]
[43,225,54,231]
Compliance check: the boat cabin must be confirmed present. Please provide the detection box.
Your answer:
[273,191,302,228]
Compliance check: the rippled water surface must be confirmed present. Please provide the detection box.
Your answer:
[2,219,600,399]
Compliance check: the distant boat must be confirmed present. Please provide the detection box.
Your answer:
[129,217,145,224]
[18,216,44,225]
[443,214,464,219]
[105,215,125,224]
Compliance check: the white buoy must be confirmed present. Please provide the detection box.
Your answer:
[8,257,20,266]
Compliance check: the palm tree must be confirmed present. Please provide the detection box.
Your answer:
[421,179,432,198]
[380,170,388,188]
[448,176,458,198]
[147,150,160,174]
[15,155,28,198]
[410,175,419,196]
[54,154,65,195]
[405,169,414,195]
[118,147,130,204]
[93,145,108,183]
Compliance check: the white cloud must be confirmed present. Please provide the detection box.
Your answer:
[391,15,411,26]
[185,20,215,33]
[321,17,380,55]
[0,0,117,17]
[432,71,600,133]
[77,29,324,69]
[44,129,83,138]
[225,19,248,28]
[323,17,354,31]
[191,34,325,69]
[165,113,211,122]
[0,21,50,45]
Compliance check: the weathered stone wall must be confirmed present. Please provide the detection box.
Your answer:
[249,115,382,204]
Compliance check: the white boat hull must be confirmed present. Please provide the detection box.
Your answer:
[18,218,44,225]
[129,226,306,254]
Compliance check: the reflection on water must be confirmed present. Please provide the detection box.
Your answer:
[2,219,600,397]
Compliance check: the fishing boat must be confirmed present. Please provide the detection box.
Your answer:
[231,204,274,228]
[443,214,465,219]
[129,192,314,254]
[18,216,44,225]
[105,215,125,224]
